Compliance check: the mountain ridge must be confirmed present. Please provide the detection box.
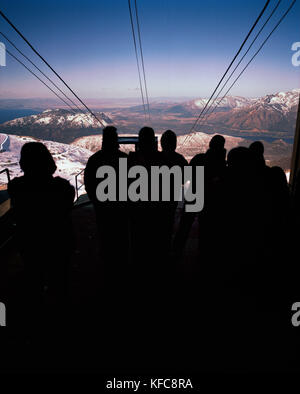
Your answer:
[0,89,298,143]
[0,109,112,143]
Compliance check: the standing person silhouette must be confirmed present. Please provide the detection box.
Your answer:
[249,141,267,172]
[160,130,188,253]
[161,129,188,169]
[128,127,170,271]
[8,142,75,328]
[84,126,129,271]
[174,135,227,258]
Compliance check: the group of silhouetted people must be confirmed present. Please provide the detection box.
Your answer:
[7,125,297,321]
[84,126,188,271]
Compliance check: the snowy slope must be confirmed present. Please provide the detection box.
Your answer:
[72,132,245,162]
[0,134,93,196]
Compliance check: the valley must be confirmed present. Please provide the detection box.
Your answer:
[0,89,298,190]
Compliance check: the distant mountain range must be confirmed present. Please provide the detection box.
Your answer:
[152,96,252,115]
[114,89,299,137]
[0,89,298,143]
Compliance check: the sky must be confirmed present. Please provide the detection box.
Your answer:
[0,0,299,101]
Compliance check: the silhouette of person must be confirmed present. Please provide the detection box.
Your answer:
[84,126,129,270]
[160,130,188,251]
[224,146,273,266]
[204,134,227,180]
[161,129,188,169]
[175,135,226,258]
[268,166,290,236]
[190,134,226,219]
[128,127,171,270]
[248,142,289,256]
[8,142,75,326]
[249,141,266,171]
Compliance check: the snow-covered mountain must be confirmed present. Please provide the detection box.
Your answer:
[164,96,253,116]
[120,96,253,116]
[5,108,112,129]
[0,109,112,144]
[0,134,93,196]
[111,90,298,137]
[202,89,299,134]
[168,90,299,116]
[254,89,300,112]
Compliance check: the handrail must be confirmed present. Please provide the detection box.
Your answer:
[0,168,11,183]
[75,168,85,201]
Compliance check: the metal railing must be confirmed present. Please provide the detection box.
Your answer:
[0,168,11,183]
[75,168,85,201]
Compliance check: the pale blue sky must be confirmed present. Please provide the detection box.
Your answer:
[0,0,299,99]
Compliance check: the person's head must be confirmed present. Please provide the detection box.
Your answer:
[249,141,264,156]
[249,141,265,169]
[138,127,156,152]
[227,147,253,172]
[161,129,177,152]
[206,135,226,167]
[102,126,119,151]
[20,142,57,177]
[209,135,226,151]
